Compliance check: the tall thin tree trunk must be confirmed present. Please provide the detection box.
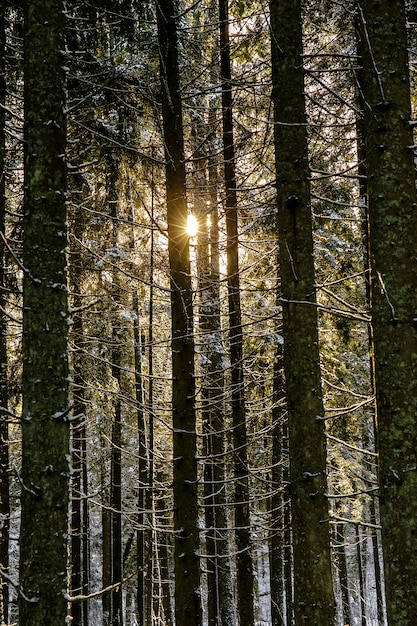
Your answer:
[81,421,89,626]
[270,341,285,626]
[353,21,385,625]
[71,419,83,626]
[369,495,384,625]
[218,1,254,622]
[208,205,236,626]
[154,472,174,626]
[19,1,70,624]
[355,524,366,626]
[134,298,146,626]
[128,188,149,626]
[110,393,123,626]
[191,97,235,625]
[269,0,335,623]
[155,0,201,622]
[0,6,9,622]
[108,154,123,626]
[69,192,90,626]
[283,474,293,626]
[102,440,111,626]
[145,191,155,626]
[335,522,350,626]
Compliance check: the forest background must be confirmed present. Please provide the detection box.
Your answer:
[1,0,417,625]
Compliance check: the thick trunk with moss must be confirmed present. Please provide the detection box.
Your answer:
[269,0,335,623]
[357,1,417,623]
[156,0,200,623]
[19,1,70,624]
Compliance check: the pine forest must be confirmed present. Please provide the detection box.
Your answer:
[1,0,417,625]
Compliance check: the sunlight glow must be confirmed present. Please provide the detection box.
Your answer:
[186,214,198,237]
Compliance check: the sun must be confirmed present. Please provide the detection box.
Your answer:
[186,214,198,237]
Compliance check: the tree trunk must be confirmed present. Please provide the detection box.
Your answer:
[270,341,285,626]
[218,1,254,623]
[335,522,350,626]
[355,524,366,626]
[269,0,335,623]
[102,445,111,626]
[155,0,201,622]
[145,193,154,626]
[155,471,174,626]
[128,187,149,626]
[19,1,70,624]
[133,291,147,626]
[108,154,123,626]
[356,1,417,623]
[0,6,9,623]
[198,163,235,626]
[69,194,90,626]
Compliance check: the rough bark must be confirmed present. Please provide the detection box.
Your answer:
[155,0,201,622]
[356,1,417,623]
[269,0,335,623]
[19,0,70,623]
[0,5,9,623]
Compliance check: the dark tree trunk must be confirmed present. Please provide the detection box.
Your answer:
[71,420,84,626]
[110,398,123,626]
[19,1,70,624]
[133,291,147,626]
[102,449,111,626]
[335,522,350,626]
[108,155,123,626]
[354,20,385,626]
[155,0,201,622]
[145,196,154,626]
[155,472,174,626]
[283,476,293,626]
[218,0,254,623]
[356,1,417,623]
[128,189,149,626]
[69,194,90,626]
[197,156,235,626]
[270,341,286,626]
[355,524,366,626]
[269,0,335,623]
[0,6,9,623]
[369,496,385,625]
